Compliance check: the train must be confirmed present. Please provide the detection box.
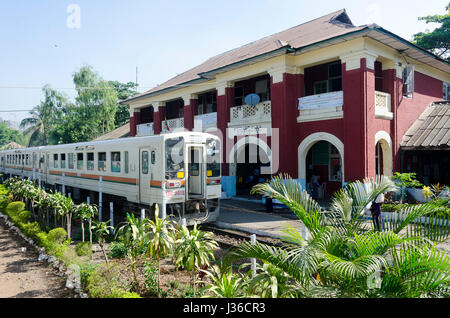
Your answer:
[0,131,222,225]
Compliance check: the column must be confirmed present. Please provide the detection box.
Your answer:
[153,102,165,135]
[216,81,234,197]
[382,61,402,172]
[269,65,304,178]
[183,94,197,131]
[341,50,378,181]
[130,108,140,137]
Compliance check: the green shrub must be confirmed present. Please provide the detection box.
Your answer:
[0,197,10,210]
[48,228,67,244]
[120,292,141,298]
[86,263,132,298]
[6,201,25,214]
[21,222,42,241]
[18,210,31,223]
[75,242,93,258]
[109,241,129,259]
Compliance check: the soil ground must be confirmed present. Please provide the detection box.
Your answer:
[0,220,74,298]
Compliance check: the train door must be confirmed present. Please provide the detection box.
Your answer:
[139,148,151,202]
[187,145,205,199]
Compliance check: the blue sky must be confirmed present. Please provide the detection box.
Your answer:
[0,0,447,124]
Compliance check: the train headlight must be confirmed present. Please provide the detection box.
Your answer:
[177,171,184,179]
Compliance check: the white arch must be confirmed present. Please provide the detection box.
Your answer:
[297,132,345,186]
[375,130,393,176]
[229,136,272,175]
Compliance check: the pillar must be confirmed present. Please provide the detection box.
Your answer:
[217,81,234,196]
[341,50,378,182]
[269,66,304,178]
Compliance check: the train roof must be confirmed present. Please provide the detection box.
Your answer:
[0,131,219,153]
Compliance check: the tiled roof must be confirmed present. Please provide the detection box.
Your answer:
[126,9,364,101]
[93,123,130,141]
[0,142,25,150]
[401,101,450,149]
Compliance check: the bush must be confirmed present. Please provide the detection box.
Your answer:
[48,228,68,244]
[6,201,25,214]
[109,241,129,259]
[75,242,93,258]
[86,263,135,298]
[18,210,31,223]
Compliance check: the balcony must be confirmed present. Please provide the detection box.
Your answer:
[194,112,217,131]
[374,91,393,120]
[136,123,154,136]
[162,117,184,133]
[228,101,272,136]
[297,91,344,123]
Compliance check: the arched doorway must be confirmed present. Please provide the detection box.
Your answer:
[230,136,272,197]
[375,131,393,176]
[298,133,344,198]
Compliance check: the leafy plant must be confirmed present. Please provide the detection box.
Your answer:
[174,223,218,296]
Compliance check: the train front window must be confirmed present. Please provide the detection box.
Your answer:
[206,138,221,178]
[165,137,184,180]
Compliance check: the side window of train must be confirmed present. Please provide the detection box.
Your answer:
[151,151,156,165]
[98,152,106,171]
[142,151,149,174]
[69,153,74,169]
[54,154,59,168]
[111,152,121,173]
[77,153,84,170]
[61,154,66,168]
[124,151,129,174]
[87,152,94,170]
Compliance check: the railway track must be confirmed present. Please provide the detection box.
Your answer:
[202,225,283,248]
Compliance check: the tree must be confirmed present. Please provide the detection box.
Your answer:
[115,213,148,292]
[0,122,27,147]
[412,2,450,61]
[73,65,119,138]
[92,220,114,263]
[20,85,67,146]
[174,224,218,296]
[75,202,98,243]
[108,81,137,127]
[145,206,175,298]
[225,175,450,298]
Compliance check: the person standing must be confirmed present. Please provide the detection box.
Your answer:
[370,192,385,231]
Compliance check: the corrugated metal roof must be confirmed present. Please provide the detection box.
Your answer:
[401,102,450,149]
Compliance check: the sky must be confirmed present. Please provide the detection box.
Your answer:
[0,0,447,124]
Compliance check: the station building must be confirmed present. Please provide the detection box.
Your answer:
[122,9,450,198]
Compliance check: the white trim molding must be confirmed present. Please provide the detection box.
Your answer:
[216,81,234,96]
[375,130,393,176]
[269,65,304,84]
[297,132,345,186]
[340,49,378,71]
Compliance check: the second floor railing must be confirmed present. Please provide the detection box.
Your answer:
[229,101,271,126]
[375,91,393,119]
[136,122,154,136]
[194,112,217,131]
[162,117,184,133]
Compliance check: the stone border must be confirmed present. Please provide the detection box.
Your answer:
[0,211,87,298]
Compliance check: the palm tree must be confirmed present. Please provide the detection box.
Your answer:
[145,205,176,298]
[225,174,450,298]
[91,220,113,263]
[115,213,148,292]
[20,85,66,146]
[75,202,98,242]
[174,223,218,296]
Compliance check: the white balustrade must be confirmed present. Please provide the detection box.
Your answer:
[297,91,344,123]
[194,112,217,131]
[162,117,185,133]
[374,91,393,120]
[136,122,154,136]
[229,101,271,126]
